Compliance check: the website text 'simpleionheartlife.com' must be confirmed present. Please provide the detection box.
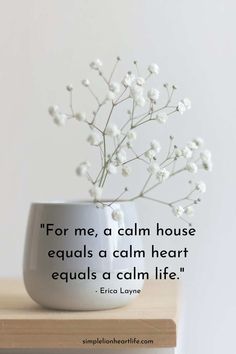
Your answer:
[82,337,154,346]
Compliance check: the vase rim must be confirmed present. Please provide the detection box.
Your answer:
[31,199,135,206]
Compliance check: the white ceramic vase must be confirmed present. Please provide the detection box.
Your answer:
[23,201,145,310]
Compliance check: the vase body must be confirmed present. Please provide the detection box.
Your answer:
[23,201,145,310]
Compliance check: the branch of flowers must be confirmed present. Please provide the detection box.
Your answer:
[114,87,127,104]
[133,60,140,76]
[114,96,131,106]
[169,188,197,205]
[141,195,171,206]
[143,167,186,195]
[131,101,135,128]
[100,134,128,187]
[122,151,146,165]
[86,121,103,134]
[98,70,109,86]
[108,57,120,84]
[91,100,106,125]
[107,188,128,206]
[103,103,115,132]
[88,87,100,105]
[161,157,177,169]
[141,174,152,193]
[69,91,75,116]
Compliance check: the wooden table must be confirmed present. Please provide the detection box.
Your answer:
[0,279,178,351]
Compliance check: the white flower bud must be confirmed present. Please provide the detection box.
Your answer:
[145,149,156,160]
[177,101,186,114]
[107,163,117,174]
[148,63,159,75]
[156,112,168,124]
[75,112,86,122]
[182,146,193,159]
[185,206,194,217]
[127,130,137,141]
[122,165,131,177]
[82,79,90,87]
[150,139,161,153]
[89,185,103,200]
[87,132,102,146]
[105,124,121,137]
[109,82,120,94]
[53,113,67,126]
[122,73,135,87]
[48,105,59,117]
[112,208,124,222]
[90,59,102,70]
[147,88,160,102]
[183,97,191,110]
[156,168,170,182]
[106,91,116,101]
[147,162,160,175]
[66,84,73,91]
[172,205,185,218]
[76,161,91,177]
[186,162,198,174]
[196,181,206,193]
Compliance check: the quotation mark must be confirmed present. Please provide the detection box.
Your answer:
[180,267,184,272]
[40,224,45,229]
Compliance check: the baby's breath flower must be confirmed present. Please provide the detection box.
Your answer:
[186,162,198,173]
[145,149,156,160]
[185,206,194,217]
[183,97,191,110]
[90,58,102,70]
[172,205,185,218]
[48,105,59,117]
[116,149,127,164]
[112,207,124,222]
[135,95,146,107]
[156,168,170,182]
[150,139,161,153]
[202,160,213,172]
[130,84,143,98]
[66,84,73,91]
[75,112,86,122]
[76,161,91,177]
[194,137,204,147]
[53,113,67,126]
[122,165,131,177]
[177,101,186,114]
[200,150,213,171]
[175,148,182,157]
[200,150,212,162]
[106,91,116,101]
[187,141,198,150]
[87,132,102,146]
[107,163,117,174]
[89,185,103,200]
[136,77,145,86]
[109,82,120,94]
[182,146,193,159]
[148,88,160,102]
[82,79,90,87]
[147,162,160,175]
[196,181,206,193]
[105,124,121,137]
[156,112,168,124]
[122,73,135,87]
[148,63,159,75]
[127,130,137,141]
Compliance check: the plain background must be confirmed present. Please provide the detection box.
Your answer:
[0,1,235,353]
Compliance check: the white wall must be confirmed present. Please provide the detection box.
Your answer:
[0,1,235,353]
